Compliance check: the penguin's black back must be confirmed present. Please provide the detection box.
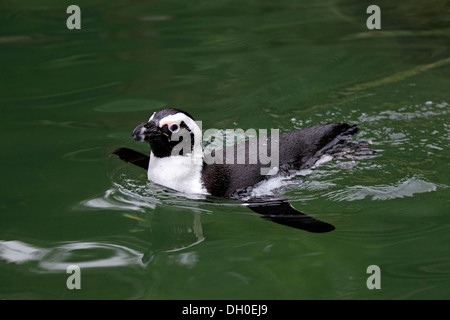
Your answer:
[201,123,357,198]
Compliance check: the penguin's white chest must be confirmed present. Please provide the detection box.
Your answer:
[147,152,208,195]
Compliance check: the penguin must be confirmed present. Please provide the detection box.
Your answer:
[112,108,373,233]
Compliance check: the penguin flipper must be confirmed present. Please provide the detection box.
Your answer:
[246,199,335,233]
[111,147,149,170]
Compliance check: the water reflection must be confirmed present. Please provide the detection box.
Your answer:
[0,240,145,272]
[0,236,205,272]
[78,177,211,256]
[0,179,213,272]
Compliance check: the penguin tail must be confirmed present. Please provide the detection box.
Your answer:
[326,124,378,161]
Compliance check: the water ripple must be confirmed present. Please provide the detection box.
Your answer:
[78,176,216,214]
[0,240,145,272]
[325,175,439,202]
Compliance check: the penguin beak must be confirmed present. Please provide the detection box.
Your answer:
[132,122,160,142]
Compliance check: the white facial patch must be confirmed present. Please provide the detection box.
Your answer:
[148,112,156,122]
[158,113,193,130]
[159,119,179,131]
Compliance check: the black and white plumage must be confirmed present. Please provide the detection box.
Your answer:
[112,108,372,233]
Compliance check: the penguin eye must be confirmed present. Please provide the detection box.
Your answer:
[168,123,180,133]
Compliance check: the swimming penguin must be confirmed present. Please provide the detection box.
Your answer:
[112,108,373,233]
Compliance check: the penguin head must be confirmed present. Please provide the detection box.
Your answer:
[132,108,202,158]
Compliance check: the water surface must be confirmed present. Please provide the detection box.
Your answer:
[0,0,449,299]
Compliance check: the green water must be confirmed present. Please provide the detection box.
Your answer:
[0,0,449,300]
